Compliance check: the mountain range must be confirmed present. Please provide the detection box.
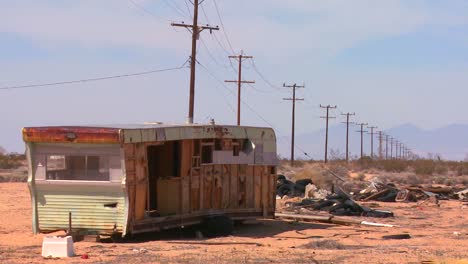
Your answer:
[277,123,468,161]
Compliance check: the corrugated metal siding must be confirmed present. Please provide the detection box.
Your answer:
[35,186,126,235]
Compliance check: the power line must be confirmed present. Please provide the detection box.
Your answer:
[127,0,172,23]
[250,59,282,90]
[199,4,237,73]
[0,63,188,90]
[197,61,310,158]
[212,0,236,54]
[161,0,191,18]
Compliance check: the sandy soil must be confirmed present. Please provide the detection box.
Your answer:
[0,183,467,264]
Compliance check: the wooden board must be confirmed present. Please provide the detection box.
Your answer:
[270,167,276,212]
[190,175,200,212]
[180,140,192,178]
[134,143,148,219]
[221,164,230,209]
[254,166,262,209]
[229,164,238,209]
[261,166,269,217]
[213,165,222,209]
[202,165,213,209]
[181,177,190,213]
[135,184,147,220]
[157,179,181,216]
[245,165,254,208]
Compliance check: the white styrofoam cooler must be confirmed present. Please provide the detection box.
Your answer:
[41,236,75,258]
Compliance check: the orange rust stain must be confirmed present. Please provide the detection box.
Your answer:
[23,127,120,144]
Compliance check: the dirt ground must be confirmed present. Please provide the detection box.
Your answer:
[0,183,467,264]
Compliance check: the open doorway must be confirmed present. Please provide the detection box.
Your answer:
[147,141,181,211]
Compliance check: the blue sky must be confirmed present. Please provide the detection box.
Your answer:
[1,0,467,157]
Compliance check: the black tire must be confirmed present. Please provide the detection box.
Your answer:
[295,179,313,187]
[277,184,293,197]
[201,215,234,238]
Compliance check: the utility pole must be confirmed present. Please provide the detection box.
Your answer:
[341,112,355,162]
[396,141,403,159]
[320,105,337,163]
[172,0,219,124]
[367,126,378,159]
[356,123,368,160]
[376,131,384,160]
[385,134,390,160]
[225,52,255,125]
[395,141,401,159]
[283,83,305,167]
[400,143,404,159]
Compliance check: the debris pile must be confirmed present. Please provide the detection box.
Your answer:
[276,175,394,219]
[355,179,464,203]
[286,186,393,218]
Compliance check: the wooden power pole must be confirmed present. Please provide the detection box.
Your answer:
[172,0,219,124]
[385,134,390,160]
[376,131,384,160]
[367,126,378,159]
[225,52,255,125]
[341,112,355,162]
[320,105,337,163]
[283,83,304,167]
[356,123,368,160]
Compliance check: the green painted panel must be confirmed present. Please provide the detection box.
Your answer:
[35,184,127,235]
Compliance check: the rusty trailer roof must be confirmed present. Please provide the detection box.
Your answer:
[22,123,277,145]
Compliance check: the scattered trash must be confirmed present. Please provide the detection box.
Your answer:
[455,189,468,201]
[132,248,148,254]
[41,236,75,258]
[195,230,204,239]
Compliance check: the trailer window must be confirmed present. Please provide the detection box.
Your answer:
[46,155,111,181]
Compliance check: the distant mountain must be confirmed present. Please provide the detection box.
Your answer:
[277,123,468,161]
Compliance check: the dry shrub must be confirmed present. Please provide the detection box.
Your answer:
[414,160,436,175]
[302,240,346,250]
[0,173,28,183]
[291,163,338,189]
[380,160,407,172]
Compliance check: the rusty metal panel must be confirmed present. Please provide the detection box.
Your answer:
[141,129,157,142]
[254,144,264,164]
[263,152,278,166]
[156,128,166,141]
[23,127,120,144]
[35,184,126,235]
[123,129,142,143]
[164,127,181,141]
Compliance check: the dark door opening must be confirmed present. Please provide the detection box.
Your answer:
[147,141,181,211]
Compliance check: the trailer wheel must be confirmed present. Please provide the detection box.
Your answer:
[201,215,234,237]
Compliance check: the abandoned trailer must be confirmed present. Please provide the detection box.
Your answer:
[23,124,278,237]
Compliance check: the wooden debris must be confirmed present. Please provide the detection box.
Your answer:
[275,212,396,227]
[167,241,264,246]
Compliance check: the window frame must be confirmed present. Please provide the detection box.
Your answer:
[45,153,115,182]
